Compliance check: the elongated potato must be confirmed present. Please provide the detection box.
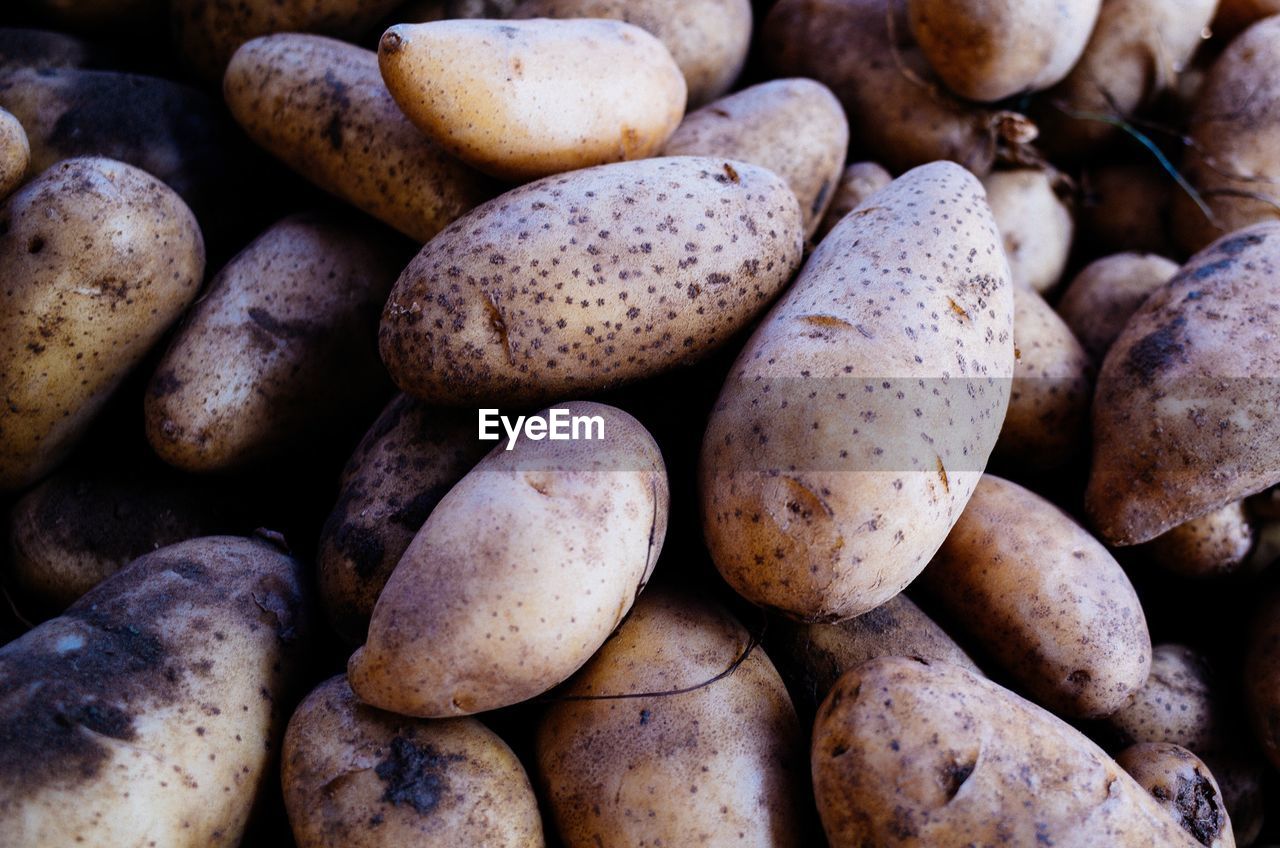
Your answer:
[0,534,310,847]
[813,657,1202,847]
[663,78,848,238]
[983,168,1074,293]
[1057,252,1180,361]
[0,107,26,199]
[224,34,493,243]
[348,401,668,717]
[813,161,891,243]
[0,157,204,492]
[1114,743,1235,848]
[380,156,803,406]
[283,676,544,847]
[1145,501,1256,578]
[700,161,1014,621]
[1245,589,1280,770]
[536,589,809,847]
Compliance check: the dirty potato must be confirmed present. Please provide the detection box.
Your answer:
[813,161,892,243]
[1115,743,1235,848]
[1056,252,1179,362]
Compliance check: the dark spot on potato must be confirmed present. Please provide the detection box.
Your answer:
[150,370,184,398]
[941,759,975,800]
[27,236,44,254]
[1125,315,1187,385]
[1187,258,1233,282]
[1173,773,1222,846]
[332,523,386,579]
[247,307,315,339]
[323,114,344,151]
[375,736,464,816]
[389,484,451,530]
[1211,230,1264,257]
[722,163,740,183]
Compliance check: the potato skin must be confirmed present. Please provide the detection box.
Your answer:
[1057,252,1179,362]
[813,657,1202,847]
[813,161,891,243]
[663,78,848,239]
[224,33,493,243]
[0,107,26,199]
[1115,743,1235,848]
[0,157,204,492]
[380,156,803,406]
[0,534,310,847]
[283,676,544,847]
[983,168,1074,293]
[1245,589,1280,770]
[145,212,403,473]
[700,161,1014,621]
[1145,501,1255,578]
[536,589,808,848]
[348,401,668,717]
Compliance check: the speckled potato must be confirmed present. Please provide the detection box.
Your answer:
[317,396,486,644]
[1087,223,1280,545]
[662,78,847,238]
[224,34,493,243]
[0,157,204,492]
[1245,589,1280,769]
[378,19,686,181]
[908,0,1102,101]
[983,168,1074,293]
[0,535,310,847]
[700,161,1014,622]
[145,212,403,473]
[0,107,26,199]
[282,676,544,847]
[348,401,668,717]
[1115,743,1235,848]
[511,0,751,108]
[1057,252,1179,361]
[380,156,803,406]
[1145,501,1256,578]
[813,161,891,243]
[1080,161,1175,256]
[921,475,1151,719]
[536,589,809,848]
[813,657,1202,847]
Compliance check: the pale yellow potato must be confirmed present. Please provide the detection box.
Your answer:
[1080,161,1176,255]
[1057,252,1179,361]
[283,676,544,847]
[348,401,668,717]
[663,78,848,238]
[0,157,204,492]
[813,658,1202,847]
[700,161,1014,622]
[380,156,803,406]
[0,107,26,199]
[0,535,310,847]
[1145,501,1256,578]
[536,589,809,847]
[224,34,493,243]
[983,168,1074,293]
[1114,743,1235,848]
[813,161,891,244]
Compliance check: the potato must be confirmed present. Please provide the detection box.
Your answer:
[1080,161,1176,256]
[813,657,1202,847]
[700,161,1014,621]
[536,588,809,847]
[317,395,485,644]
[380,156,803,406]
[813,161,891,244]
[378,19,685,181]
[1245,589,1280,770]
[920,475,1151,718]
[983,167,1074,293]
[144,212,402,473]
[1145,501,1256,578]
[1115,743,1235,848]
[348,401,668,717]
[0,534,310,847]
[0,107,26,199]
[1057,252,1180,361]
[995,286,1092,469]
[283,675,544,847]
[763,0,1037,176]
[1087,223,1280,545]
[0,28,95,72]
[511,0,752,108]
[0,157,204,492]
[224,34,493,243]
[662,78,848,239]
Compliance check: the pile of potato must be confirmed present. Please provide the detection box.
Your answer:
[3,0,1280,845]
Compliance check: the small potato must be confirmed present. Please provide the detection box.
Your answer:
[283,676,544,847]
[663,78,848,238]
[1115,743,1235,848]
[1145,501,1256,579]
[1057,252,1180,361]
[813,161,892,243]
[317,395,486,644]
[511,0,752,108]
[224,34,493,243]
[813,657,1201,847]
[348,401,668,717]
[0,157,204,492]
[0,107,27,199]
[0,535,310,847]
[1245,589,1280,770]
[1080,161,1176,256]
[536,589,809,847]
[983,168,1074,293]
[0,28,96,72]
[378,19,685,181]
[144,212,404,473]
[380,156,803,406]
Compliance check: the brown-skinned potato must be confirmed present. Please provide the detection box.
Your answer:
[1056,252,1180,362]
[1145,501,1256,578]
[1114,743,1235,848]
[813,161,891,244]
[0,107,26,199]
[983,167,1074,293]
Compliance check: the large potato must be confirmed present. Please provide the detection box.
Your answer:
[348,401,668,717]
[1114,743,1235,848]
[1145,501,1256,578]
[0,157,204,492]
[224,33,493,243]
[1057,252,1180,361]
[1245,589,1280,770]
[983,167,1074,293]
[0,534,310,847]
[813,657,1202,847]
[663,78,848,239]
[700,161,1014,621]
[283,676,544,847]
[0,106,26,199]
[380,156,803,406]
[1087,223,1280,545]
[813,161,891,243]
[536,589,809,847]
